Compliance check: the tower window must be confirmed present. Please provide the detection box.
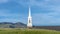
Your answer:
[29,19,31,23]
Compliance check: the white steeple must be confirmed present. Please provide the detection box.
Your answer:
[29,6,31,17]
[27,6,32,28]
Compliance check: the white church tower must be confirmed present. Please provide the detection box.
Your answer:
[27,7,32,28]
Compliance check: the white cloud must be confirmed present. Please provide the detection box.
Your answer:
[32,12,60,26]
[0,0,9,3]
[30,0,60,13]
[17,0,29,7]
[31,0,60,6]
[0,9,27,23]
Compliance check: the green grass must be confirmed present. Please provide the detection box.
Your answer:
[0,28,59,34]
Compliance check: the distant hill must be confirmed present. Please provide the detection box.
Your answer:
[0,22,27,28]
[33,26,60,31]
[1,22,60,31]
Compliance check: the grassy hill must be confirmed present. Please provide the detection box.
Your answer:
[0,22,60,34]
[0,28,60,34]
[0,22,26,28]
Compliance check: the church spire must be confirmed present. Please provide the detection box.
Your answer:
[29,6,31,17]
[27,6,32,29]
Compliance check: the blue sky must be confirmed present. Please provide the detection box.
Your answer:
[0,0,60,26]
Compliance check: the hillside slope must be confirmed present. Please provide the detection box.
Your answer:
[0,22,26,28]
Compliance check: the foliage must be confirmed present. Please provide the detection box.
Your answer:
[0,28,60,34]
